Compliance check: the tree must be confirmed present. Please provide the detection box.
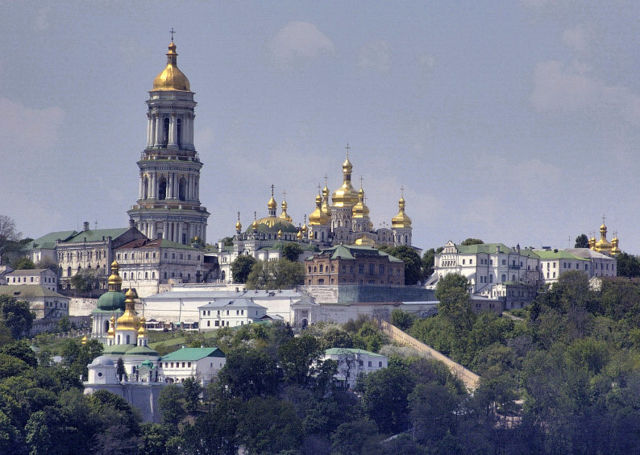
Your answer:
[357,363,415,434]
[116,357,127,382]
[391,309,415,330]
[220,236,234,247]
[574,233,589,248]
[616,252,640,278]
[11,257,34,270]
[245,258,304,290]
[230,255,256,283]
[278,334,322,386]
[216,348,281,400]
[380,245,423,285]
[461,238,484,246]
[409,382,460,445]
[58,316,71,333]
[422,247,442,278]
[281,242,304,262]
[435,274,474,334]
[236,397,302,454]
[330,418,380,455]
[158,385,186,426]
[182,377,202,413]
[0,295,33,339]
[0,215,23,265]
[70,269,100,293]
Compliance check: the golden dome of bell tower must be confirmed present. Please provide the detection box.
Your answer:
[152,39,191,92]
[331,145,359,208]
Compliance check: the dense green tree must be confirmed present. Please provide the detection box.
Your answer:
[116,357,127,382]
[58,315,71,333]
[230,255,257,283]
[391,309,415,330]
[435,274,474,334]
[183,377,202,413]
[279,334,322,386]
[379,245,423,285]
[319,327,353,350]
[330,418,380,455]
[616,252,640,278]
[70,269,100,293]
[0,215,26,265]
[158,385,186,426]
[221,236,234,247]
[460,238,484,246]
[245,258,304,289]
[421,247,439,278]
[12,257,35,270]
[236,396,302,454]
[0,340,37,368]
[357,363,415,434]
[138,423,173,455]
[574,233,589,248]
[0,295,33,339]
[352,319,386,352]
[179,397,239,455]
[409,382,460,445]
[282,242,304,262]
[217,347,281,400]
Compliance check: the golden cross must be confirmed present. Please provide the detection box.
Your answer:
[170,28,176,42]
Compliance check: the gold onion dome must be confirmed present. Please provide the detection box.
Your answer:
[279,200,293,223]
[137,317,147,338]
[332,157,359,207]
[355,234,376,247]
[268,196,277,211]
[116,289,141,332]
[108,261,122,287]
[107,316,116,338]
[251,218,259,231]
[301,224,308,234]
[296,229,303,240]
[152,41,191,91]
[309,194,330,225]
[392,197,412,229]
[321,185,332,217]
[352,188,370,219]
[235,219,242,233]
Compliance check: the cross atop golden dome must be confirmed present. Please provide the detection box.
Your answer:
[309,193,330,225]
[152,39,191,92]
[107,261,123,290]
[332,144,359,208]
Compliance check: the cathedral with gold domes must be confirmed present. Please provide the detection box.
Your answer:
[216,149,414,283]
[589,218,621,256]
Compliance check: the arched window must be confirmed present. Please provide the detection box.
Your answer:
[104,320,109,333]
[178,177,186,201]
[158,177,167,200]
[67,267,71,277]
[176,118,182,146]
[162,118,169,146]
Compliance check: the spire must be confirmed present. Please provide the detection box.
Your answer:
[392,187,412,229]
[235,211,242,233]
[267,184,277,216]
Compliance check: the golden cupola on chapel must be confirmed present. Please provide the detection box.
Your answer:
[279,198,293,223]
[352,187,370,219]
[309,194,330,225]
[392,196,412,229]
[590,217,620,256]
[115,289,142,332]
[152,41,191,91]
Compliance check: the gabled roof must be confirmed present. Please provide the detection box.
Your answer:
[161,347,225,361]
[324,347,386,358]
[534,249,589,261]
[313,244,403,263]
[63,228,130,244]
[7,268,53,276]
[0,285,67,299]
[27,230,77,250]
[455,243,512,255]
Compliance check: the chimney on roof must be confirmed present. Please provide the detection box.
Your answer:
[83,221,89,231]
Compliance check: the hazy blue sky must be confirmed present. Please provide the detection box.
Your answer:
[2,1,640,252]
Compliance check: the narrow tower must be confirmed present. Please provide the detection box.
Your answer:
[128,38,210,244]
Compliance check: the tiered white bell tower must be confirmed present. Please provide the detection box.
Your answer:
[128,37,209,244]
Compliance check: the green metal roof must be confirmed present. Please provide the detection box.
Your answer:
[0,285,67,299]
[102,344,135,355]
[26,230,77,250]
[161,347,225,361]
[534,250,588,261]
[456,243,512,255]
[126,345,160,357]
[324,348,386,358]
[316,245,403,263]
[64,228,130,244]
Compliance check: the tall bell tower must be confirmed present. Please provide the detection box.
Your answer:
[128,38,209,244]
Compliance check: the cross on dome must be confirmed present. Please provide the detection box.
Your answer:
[170,27,176,42]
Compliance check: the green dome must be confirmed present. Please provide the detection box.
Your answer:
[97,290,126,312]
